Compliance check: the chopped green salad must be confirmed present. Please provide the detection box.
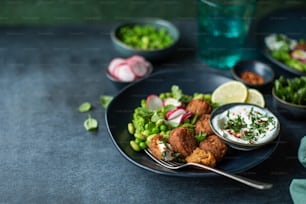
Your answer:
[265,33,306,72]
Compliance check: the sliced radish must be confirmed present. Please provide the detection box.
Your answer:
[113,64,136,82]
[127,55,149,77]
[108,58,126,75]
[165,108,179,119]
[182,111,193,121]
[107,55,153,82]
[146,94,163,110]
[163,98,182,108]
[291,49,306,62]
[108,64,122,80]
[300,59,306,63]
[166,108,186,120]
[130,64,148,78]
[168,114,185,125]
[127,55,146,63]
[167,109,193,125]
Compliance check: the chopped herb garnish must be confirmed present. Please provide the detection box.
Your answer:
[223,107,276,144]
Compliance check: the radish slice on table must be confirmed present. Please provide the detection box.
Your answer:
[113,64,136,82]
[163,98,182,108]
[108,58,126,76]
[146,94,163,110]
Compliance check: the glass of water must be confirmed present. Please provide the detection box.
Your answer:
[197,0,256,69]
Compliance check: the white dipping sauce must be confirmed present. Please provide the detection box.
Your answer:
[212,105,279,145]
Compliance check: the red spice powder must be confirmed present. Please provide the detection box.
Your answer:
[240,71,264,85]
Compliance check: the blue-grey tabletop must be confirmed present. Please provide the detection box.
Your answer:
[0,9,305,204]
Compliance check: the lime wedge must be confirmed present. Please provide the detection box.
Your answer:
[246,88,265,107]
[211,81,248,105]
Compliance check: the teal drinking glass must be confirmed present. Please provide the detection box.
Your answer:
[197,0,256,69]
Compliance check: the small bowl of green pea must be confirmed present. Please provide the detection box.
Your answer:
[111,18,180,61]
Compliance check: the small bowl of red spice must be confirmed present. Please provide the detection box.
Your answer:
[231,60,275,88]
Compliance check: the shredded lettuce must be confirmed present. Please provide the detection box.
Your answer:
[274,76,306,105]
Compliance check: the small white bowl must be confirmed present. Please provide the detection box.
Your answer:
[210,103,280,151]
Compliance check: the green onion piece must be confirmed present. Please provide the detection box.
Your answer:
[195,133,207,143]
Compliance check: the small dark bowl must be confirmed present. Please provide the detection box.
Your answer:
[272,88,306,119]
[231,60,274,88]
[111,18,180,62]
[210,103,280,151]
[106,64,153,90]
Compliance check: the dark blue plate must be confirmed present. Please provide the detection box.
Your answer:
[256,8,306,76]
[105,69,280,177]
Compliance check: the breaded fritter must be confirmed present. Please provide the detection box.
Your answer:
[195,116,214,135]
[148,134,164,160]
[199,135,228,162]
[185,147,216,167]
[168,127,197,158]
[186,98,212,116]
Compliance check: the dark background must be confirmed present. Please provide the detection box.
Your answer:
[0,1,306,204]
[1,0,306,25]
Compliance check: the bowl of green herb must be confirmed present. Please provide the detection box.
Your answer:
[111,18,180,61]
[272,76,306,119]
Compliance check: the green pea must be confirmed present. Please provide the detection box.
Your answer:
[159,124,167,131]
[139,142,147,150]
[135,138,142,144]
[151,127,159,134]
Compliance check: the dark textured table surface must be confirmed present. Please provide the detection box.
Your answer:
[0,18,305,204]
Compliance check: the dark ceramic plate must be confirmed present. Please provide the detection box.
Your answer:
[105,69,280,177]
[256,8,306,76]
